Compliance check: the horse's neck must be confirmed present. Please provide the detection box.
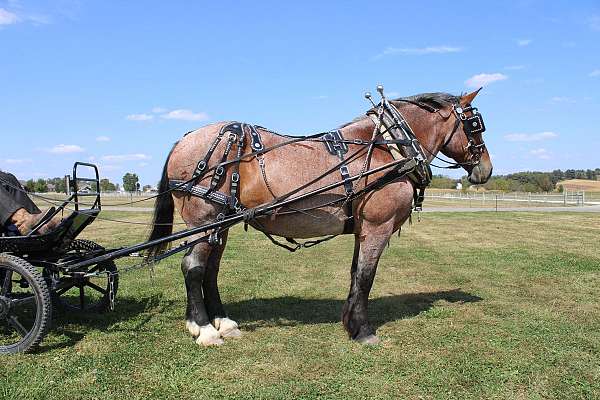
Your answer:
[342,111,446,162]
[400,106,446,162]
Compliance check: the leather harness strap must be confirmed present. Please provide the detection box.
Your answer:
[169,111,428,247]
[367,102,432,211]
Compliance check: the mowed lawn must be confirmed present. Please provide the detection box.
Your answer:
[2,211,599,399]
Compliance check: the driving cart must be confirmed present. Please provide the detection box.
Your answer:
[0,163,117,354]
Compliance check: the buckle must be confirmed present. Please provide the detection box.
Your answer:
[340,165,350,177]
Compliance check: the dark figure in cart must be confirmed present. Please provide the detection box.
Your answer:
[0,171,62,235]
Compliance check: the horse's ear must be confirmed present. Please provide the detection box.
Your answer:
[460,87,482,106]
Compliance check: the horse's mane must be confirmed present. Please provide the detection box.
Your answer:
[398,92,459,108]
[339,92,459,128]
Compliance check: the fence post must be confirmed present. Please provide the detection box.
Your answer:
[528,192,531,206]
[495,194,498,212]
[564,190,567,206]
[582,191,585,206]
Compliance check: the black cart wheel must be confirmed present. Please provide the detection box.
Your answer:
[53,240,118,313]
[0,253,52,354]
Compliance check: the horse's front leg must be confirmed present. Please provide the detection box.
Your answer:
[182,241,224,346]
[202,230,242,339]
[342,221,394,344]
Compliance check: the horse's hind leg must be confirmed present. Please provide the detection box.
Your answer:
[182,240,224,346]
[202,230,242,339]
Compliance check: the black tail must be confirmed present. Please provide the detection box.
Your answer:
[147,142,178,257]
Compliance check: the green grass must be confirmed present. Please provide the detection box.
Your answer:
[2,211,599,399]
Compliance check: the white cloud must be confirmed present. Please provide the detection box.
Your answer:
[126,113,153,121]
[504,131,558,142]
[517,39,532,46]
[98,164,121,172]
[96,136,110,142]
[373,45,462,59]
[48,144,85,154]
[0,8,19,25]
[151,107,167,113]
[465,73,508,88]
[101,154,151,162]
[3,158,32,164]
[589,69,600,78]
[590,15,600,31]
[550,96,575,103]
[504,65,525,70]
[160,109,209,121]
[138,162,149,167]
[530,148,551,160]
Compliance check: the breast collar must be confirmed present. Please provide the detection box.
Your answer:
[366,101,432,188]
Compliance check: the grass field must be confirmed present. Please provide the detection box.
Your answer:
[2,211,600,399]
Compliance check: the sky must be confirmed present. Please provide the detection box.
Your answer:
[1,0,600,186]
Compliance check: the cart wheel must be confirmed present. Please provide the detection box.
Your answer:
[53,240,119,313]
[0,253,52,354]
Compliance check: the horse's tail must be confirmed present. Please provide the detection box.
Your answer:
[147,142,178,257]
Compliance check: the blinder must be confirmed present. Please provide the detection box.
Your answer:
[452,104,487,164]
[457,106,486,136]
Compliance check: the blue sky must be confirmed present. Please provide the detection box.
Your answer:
[1,0,599,186]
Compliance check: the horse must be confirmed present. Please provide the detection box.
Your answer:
[146,89,493,346]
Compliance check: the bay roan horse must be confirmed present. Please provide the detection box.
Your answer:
[147,89,492,346]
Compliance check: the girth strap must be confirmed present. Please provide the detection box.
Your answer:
[325,130,354,196]
[186,124,230,192]
[208,132,237,193]
[228,129,247,211]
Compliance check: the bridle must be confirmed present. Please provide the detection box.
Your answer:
[395,98,488,169]
[440,102,487,167]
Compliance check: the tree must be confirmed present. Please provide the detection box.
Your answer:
[47,177,66,193]
[24,179,35,192]
[122,173,139,192]
[34,178,48,193]
[100,178,117,192]
[429,175,456,189]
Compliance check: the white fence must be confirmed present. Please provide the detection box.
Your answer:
[426,190,597,207]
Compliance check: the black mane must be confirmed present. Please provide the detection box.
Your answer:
[394,92,459,108]
[339,92,459,128]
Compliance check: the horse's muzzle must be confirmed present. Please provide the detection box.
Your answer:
[468,161,493,184]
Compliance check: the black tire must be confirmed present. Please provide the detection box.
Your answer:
[0,253,52,354]
[52,240,118,313]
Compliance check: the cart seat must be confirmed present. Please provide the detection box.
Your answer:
[0,209,100,255]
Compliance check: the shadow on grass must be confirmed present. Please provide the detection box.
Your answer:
[227,289,483,331]
[40,293,176,352]
[38,289,481,352]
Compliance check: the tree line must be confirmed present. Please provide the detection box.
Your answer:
[22,172,145,193]
[430,168,600,192]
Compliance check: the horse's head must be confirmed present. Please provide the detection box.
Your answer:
[437,89,493,184]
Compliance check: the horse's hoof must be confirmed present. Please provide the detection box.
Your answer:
[195,324,224,346]
[356,334,381,345]
[185,320,202,337]
[213,317,241,339]
[221,328,243,339]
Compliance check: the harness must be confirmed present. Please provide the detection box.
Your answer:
[366,96,432,211]
[168,86,487,250]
